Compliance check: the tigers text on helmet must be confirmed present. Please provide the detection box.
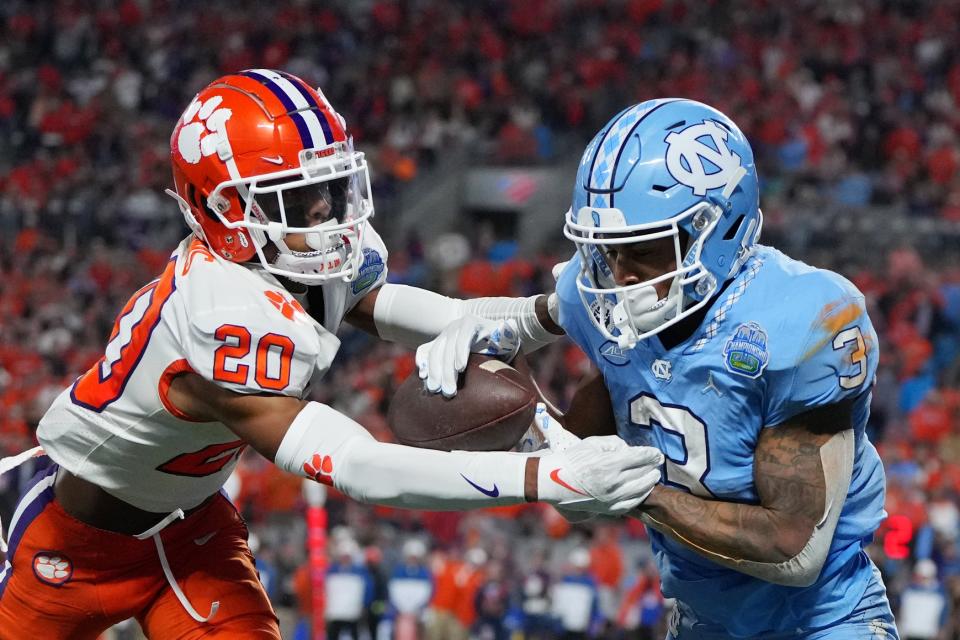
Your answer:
[167,69,374,284]
[564,99,762,349]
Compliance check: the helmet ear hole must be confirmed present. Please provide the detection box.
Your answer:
[185,183,217,222]
[723,214,746,241]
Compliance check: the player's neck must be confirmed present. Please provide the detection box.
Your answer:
[656,277,734,351]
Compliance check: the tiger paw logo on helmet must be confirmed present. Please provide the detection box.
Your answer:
[33,552,73,586]
[176,95,232,165]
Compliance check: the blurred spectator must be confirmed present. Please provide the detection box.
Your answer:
[550,547,601,639]
[519,550,554,640]
[292,563,314,640]
[365,545,390,640]
[425,547,486,640]
[454,548,488,637]
[473,560,511,640]
[898,560,949,640]
[618,561,666,640]
[326,538,374,640]
[910,390,953,445]
[590,524,625,629]
[387,538,434,640]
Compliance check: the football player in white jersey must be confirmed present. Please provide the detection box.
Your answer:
[0,70,663,639]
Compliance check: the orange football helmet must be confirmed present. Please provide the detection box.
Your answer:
[167,69,374,284]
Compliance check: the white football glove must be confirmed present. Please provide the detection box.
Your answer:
[538,434,663,515]
[528,404,593,522]
[532,403,662,518]
[416,315,521,398]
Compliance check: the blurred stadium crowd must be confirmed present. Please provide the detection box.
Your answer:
[1,0,960,638]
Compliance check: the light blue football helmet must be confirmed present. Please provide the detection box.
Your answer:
[564,99,762,348]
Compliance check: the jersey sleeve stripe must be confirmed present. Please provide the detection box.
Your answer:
[157,359,205,423]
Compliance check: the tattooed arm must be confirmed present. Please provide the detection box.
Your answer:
[634,402,855,586]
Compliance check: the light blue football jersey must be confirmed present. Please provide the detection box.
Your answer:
[555,245,889,637]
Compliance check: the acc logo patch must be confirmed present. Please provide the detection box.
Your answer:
[351,248,385,294]
[723,322,769,379]
[33,552,73,586]
[599,340,629,366]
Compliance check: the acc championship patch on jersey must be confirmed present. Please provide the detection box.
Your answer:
[723,322,769,378]
[351,248,385,294]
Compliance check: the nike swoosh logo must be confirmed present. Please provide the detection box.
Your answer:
[550,468,587,496]
[261,155,285,165]
[193,532,216,546]
[460,474,499,498]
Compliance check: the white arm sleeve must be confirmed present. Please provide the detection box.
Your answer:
[640,429,854,587]
[372,283,560,351]
[275,402,530,509]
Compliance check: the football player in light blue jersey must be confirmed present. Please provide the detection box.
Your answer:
[416,99,899,639]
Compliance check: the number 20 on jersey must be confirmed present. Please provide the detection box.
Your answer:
[212,325,294,391]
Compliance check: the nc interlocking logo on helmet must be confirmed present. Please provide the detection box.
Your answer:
[664,120,743,197]
[564,99,761,349]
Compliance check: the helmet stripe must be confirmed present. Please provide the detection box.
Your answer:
[583,106,629,209]
[277,71,335,144]
[587,100,676,208]
[239,70,330,148]
[239,70,314,147]
[252,70,332,146]
[607,100,678,207]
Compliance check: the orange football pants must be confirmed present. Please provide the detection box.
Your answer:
[0,465,280,639]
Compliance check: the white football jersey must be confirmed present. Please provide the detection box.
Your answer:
[38,228,389,513]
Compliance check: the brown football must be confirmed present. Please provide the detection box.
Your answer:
[387,353,537,451]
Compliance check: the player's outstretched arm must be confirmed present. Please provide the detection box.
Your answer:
[346,285,563,397]
[167,371,660,514]
[633,401,855,587]
[347,286,562,344]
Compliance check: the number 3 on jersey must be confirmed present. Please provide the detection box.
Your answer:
[629,393,713,497]
[833,326,867,389]
[72,259,178,412]
[213,325,294,391]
